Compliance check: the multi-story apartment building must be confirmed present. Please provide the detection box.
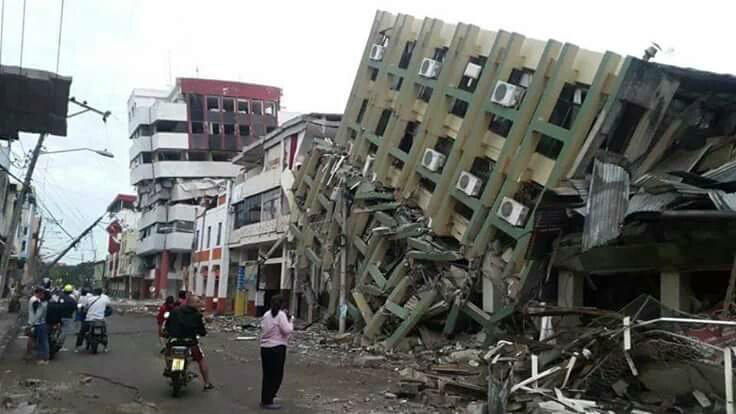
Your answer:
[128,78,281,298]
[192,113,341,315]
[104,194,143,298]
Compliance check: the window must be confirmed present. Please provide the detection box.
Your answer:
[209,122,221,135]
[188,151,207,161]
[251,101,263,115]
[195,230,200,250]
[21,241,26,253]
[264,102,275,116]
[266,126,275,134]
[212,153,232,162]
[489,115,513,138]
[239,125,250,136]
[191,122,204,134]
[237,99,249,113]
[417,85,433,103]
[216,222,222,246]
[375,109,392,136]
[206,226,212,248]
[224,124,235,135]
[207,96,220,111]
[158,151,182,161]
[399,122,418,153]
[189,94,204,121]
[174,221,194,233]
[399,41,416,69]
[261,188,281,221]
[223,98,235,112]
[141,152,152,163]
[233,193,262,228]
[450,99,469,118]
[199,225,204,249]
[356,99,368,124]
[23,227,28,236]
[536,135,563,159]
[155,120,187,133]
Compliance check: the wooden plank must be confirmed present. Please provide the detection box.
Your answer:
[384,289,438,350]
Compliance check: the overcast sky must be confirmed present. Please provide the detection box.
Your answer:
[1,0,734,263]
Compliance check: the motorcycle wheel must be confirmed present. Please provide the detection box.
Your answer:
[171,374,182,398]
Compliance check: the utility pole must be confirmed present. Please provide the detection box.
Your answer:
[41,213,104,283]
[0,133,47,297]
[338,186,348,334]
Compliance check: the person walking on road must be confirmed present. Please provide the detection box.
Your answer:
[27,288,49,364]
[259,295,293,410]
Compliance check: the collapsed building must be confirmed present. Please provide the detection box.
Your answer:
[289,10,736,414]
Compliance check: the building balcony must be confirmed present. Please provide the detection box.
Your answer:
[231,168,281,204]
[136,231,194,255]
[138,204,197,230]
[130,161,241,185]
[129,132,189,160]
[128,101,187,136]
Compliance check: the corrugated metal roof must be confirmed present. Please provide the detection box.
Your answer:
[582,160,630,250]
[708,191,736,211]
[625,192,679,216]
[703,160,736,182]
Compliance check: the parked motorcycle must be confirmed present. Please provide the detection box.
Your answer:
[85,320,108,354]
[48,323,62,360]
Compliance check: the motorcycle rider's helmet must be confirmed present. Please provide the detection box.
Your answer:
[63,284,73,293]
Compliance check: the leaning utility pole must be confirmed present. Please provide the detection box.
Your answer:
[41,212,105,281]
[338,186,348,334]
[0,133,47,296]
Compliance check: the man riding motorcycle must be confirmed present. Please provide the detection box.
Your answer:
[164,295,214,391]
[56,285,77,350]
[76,288,111,352]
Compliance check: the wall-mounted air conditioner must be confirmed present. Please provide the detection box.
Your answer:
[456,171,482,197]
[419,58,442,79]
[369,44,385,61]
[464,62,482,80]
[422,149,446,172]
[490,81,525,108]
[497,196,530,227]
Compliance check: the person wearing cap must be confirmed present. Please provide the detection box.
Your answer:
[56,285,77,350]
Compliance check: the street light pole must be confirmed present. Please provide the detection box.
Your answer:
[40,148,114,158]
[0,133,47,297]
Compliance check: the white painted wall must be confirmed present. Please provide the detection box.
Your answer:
[131,161,240,184]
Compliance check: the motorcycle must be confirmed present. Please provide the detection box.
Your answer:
[85,320,108,354]
[162,312,197,397]
[48,323,62,360]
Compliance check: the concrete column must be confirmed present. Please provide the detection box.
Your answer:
[660,271,691,313]
[557,271,584,327]
[157,250,170,298]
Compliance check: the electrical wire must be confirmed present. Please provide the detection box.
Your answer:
[0,0,5,66]
[55,0,65,73]
[19,0,26,70]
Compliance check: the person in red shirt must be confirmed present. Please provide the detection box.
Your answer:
[156,296,177,344]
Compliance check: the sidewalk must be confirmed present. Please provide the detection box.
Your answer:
[0,298,24,360]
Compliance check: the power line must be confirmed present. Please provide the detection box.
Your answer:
[0,0,5,66]
[55,0,65,73]
[19,0,27,69]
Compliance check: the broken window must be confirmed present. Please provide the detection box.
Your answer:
[549,83,588,129]
[237,99,249,113]
[535,135,563,159]
[212,152,232,162]
[398,40,416,69]
[450,98,469,118]
[261,188,281,221]
[155,120,187,133]
[399,121,419,153]
[239,125,251,136]
[454,200,474,220]
[189,94,204,121]
[251,100,263,115]
[375,109,392,136]
[489,115,513,138]
[368,67,378,82]
[419,177,436,192]
[209,122,221,135]
[158,151,182,161]
[432,47,449,63]
[141,152,152,164]
[434,136,454,156]
[459,55,487,93]
[356,99,369,124]
[191,122,204,134]
[469,157,495,190]
[223,123,235,135]
[223,98,235,112]
[207,96,220,111]
[417,85,433,103]
[508,68,534,88]
[188,151,207,161]
[264,102,276,116]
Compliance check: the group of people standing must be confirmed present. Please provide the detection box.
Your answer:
[154,292,293,409]
[26,284,111,363]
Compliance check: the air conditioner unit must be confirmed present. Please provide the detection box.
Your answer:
[464,62,482,79]
[419,58,442,79]
[362,155,375,177]
[491,81,525,107]
[422,149,446,172]
[456,171,482,197]
[369,44,385,61]
[497,196,530,227]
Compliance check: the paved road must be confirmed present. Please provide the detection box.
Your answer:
[0,312,402,414]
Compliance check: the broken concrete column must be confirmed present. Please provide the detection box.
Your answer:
[660,271,691,313]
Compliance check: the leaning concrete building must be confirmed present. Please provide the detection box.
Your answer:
[293,10,736,333]
[127,78,281,297]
